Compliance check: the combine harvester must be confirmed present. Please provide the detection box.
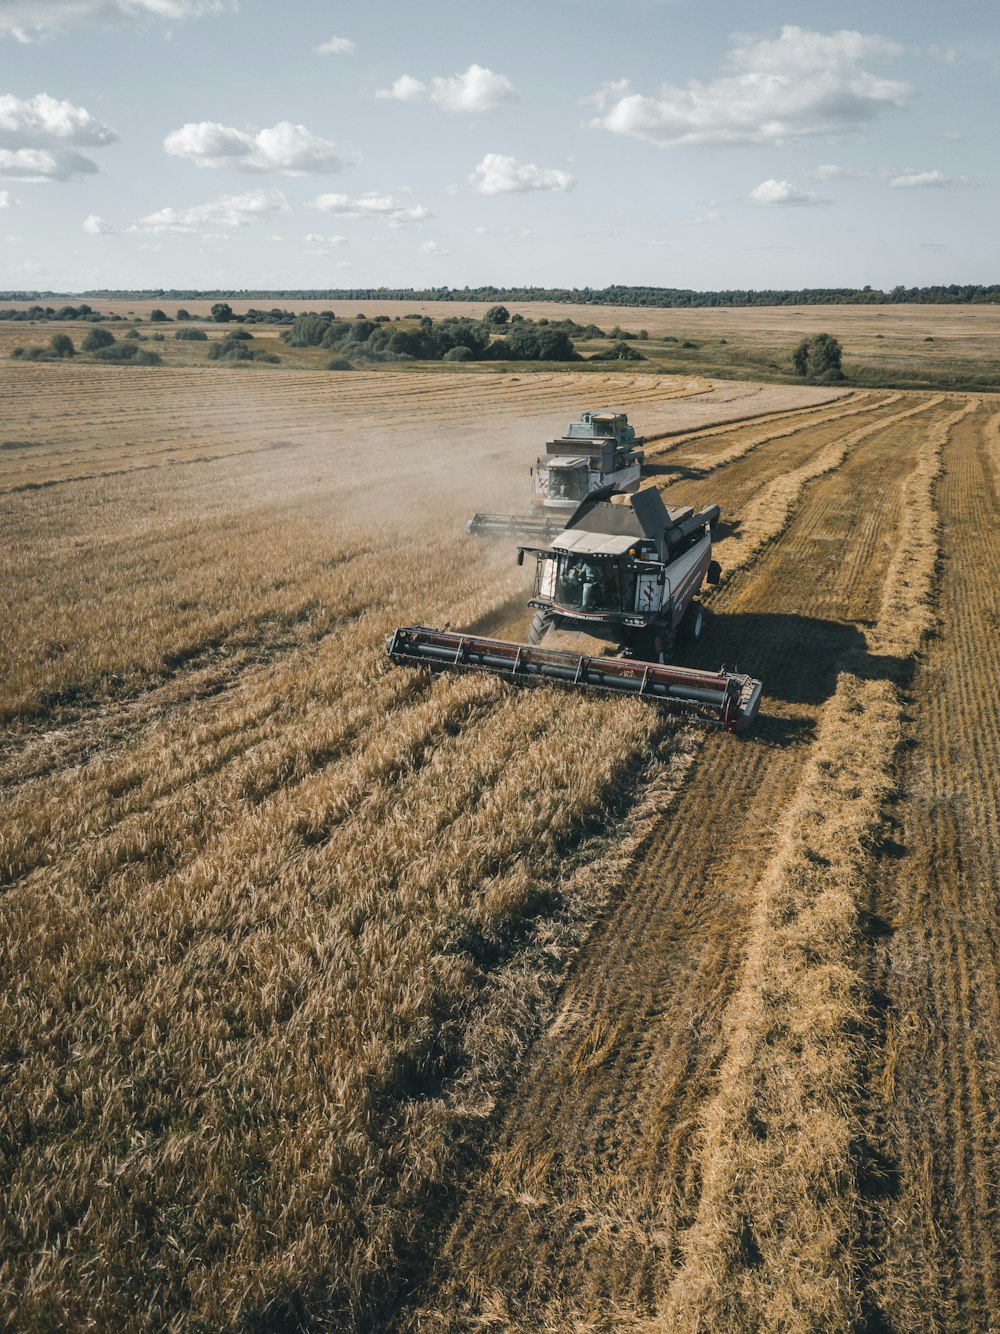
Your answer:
[389,485,762,733]
[467,410,645,541]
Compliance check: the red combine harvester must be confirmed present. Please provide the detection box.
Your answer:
[387,485,762,733]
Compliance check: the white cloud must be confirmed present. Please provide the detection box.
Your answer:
[304,232,346,245]
[164,120,343,175]
[131,188,290,234]
[418,240,448,254]
[889,169,950,188]
[0,146,100,180]
[1,0,229,40]
[590,25,912,147]
[310,191,431,224]
[83,212,114,233]
[681,209,722,223]
[0,92,116,146]
[316,35,354,55]
[377,63,517,113]
[803,162,876,181]
[0,92,116,178]
[0,190,12,207]
[748,178,826,206]
[469,153,575,195]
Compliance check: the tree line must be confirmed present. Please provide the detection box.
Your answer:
[68,283,1000,307]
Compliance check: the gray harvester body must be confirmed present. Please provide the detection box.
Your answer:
[389,485,762,733]
[467,410,645,540]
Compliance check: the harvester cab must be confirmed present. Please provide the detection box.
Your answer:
[467,410,645,540]
[532,411,644,510]
[518,486,721,661]
[389,485,762,733]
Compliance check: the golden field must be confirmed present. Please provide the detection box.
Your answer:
[2,339,999,1331]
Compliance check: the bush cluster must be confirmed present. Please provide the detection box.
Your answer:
[92,344,163,365]
[1,304,101,323]
[283,312,582,363]
[11,333,76,360]
[208,338,279,364]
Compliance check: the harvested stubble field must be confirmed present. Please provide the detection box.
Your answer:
[2,353,999,1333]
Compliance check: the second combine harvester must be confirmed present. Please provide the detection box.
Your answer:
[388,410,762,733]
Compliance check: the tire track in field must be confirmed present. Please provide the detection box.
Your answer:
[410,396,961,1330]
[642,389,892,473]
[868,404,1000,1333]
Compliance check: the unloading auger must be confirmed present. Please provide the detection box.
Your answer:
[388,485,763,733]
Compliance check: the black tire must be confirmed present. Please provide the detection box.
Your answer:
[679,601,704,644]
[527,608,553,646]
[623,628,672,663]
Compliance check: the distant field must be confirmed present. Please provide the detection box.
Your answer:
[2,357,999,1331]
[3,298,1000,389]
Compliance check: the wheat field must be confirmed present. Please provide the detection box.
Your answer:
[2,350,998,1331]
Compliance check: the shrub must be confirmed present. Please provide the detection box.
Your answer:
[174,328,208,341]
[210,302,233,323]
[326,357,353,370]
[442,345,474,362]
[82,327,116,352]
[49,332,75,358]
[484,304,510,327]
[250,350,280,363]
[175,309,191,320]
[225,328,253,340]
[149,309,168,323]
[600,340,645,361]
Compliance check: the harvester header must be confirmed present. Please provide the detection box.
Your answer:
[386,627,761,733]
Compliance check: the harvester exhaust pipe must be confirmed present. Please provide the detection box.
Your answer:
[386,626,762,733]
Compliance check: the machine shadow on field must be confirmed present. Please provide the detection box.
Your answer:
[674,610,912,742]
[642,460,707,481]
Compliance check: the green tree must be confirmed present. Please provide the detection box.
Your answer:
[484,304,510,326]
[285,313,329,346]
[210,302,233,323]
[792,333,844,381]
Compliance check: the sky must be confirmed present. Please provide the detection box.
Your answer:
[0,0,996,293]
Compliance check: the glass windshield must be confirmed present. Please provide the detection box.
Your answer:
[554,555,622,613]
[548,466,588,501]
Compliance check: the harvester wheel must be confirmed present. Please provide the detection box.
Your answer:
[527,608,553,646]
[680,602,704,644]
